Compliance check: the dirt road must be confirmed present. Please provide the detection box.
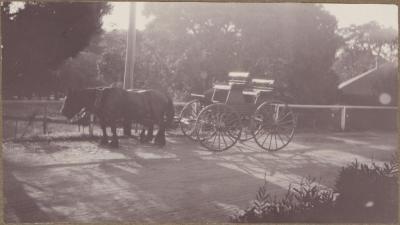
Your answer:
[3,131,397,223]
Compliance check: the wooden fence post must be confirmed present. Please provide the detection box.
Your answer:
[340,106,346,131]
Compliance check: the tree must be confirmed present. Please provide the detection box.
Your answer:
[97,30,127,85]
[54,30,128,91]
[232,4,341,104]
[333,22,398,81]
[2,2,111,97]
[142,3,341,103]
[57,51,103,90]
[142,3,242,95]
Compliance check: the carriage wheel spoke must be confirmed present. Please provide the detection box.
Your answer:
[277,132,286,146]
[277,112,293,123]
[223,130,236,143]
[278,120,294,127]
[221,132,229,148]
[210,131,218,146]
[218,132,222,150]
[277,123,295,131]
[255,128,266,138]
[268,133,273,150]
[255,125,269,138]
[261,132,270,147]
[277,111,292,122]
[277,126,293,139]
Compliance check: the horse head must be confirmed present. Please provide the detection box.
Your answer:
[61,89,86,119]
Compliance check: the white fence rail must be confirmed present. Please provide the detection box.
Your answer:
[3,100,397,138]
[285,104,397,131]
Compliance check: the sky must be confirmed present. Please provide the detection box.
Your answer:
[102,2,398,31]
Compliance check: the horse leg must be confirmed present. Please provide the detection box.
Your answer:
[146,124,154,142]
[154,124,166,147]
[123,119,132,136]
[110,123,119,148]
[140,126,147,143]
[100,122,108,145]
[154,114,166,147]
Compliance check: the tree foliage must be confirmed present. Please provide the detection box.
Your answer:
[1,1,111,97]
[57,51,103,90]
[333,22,398,81]
[142,3,341,103]
[6,2,389,105]
[97,30,127,84]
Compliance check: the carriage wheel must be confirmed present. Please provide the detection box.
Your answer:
[196,103,242,151]
[179,99,203,140]
[251,100,296,151]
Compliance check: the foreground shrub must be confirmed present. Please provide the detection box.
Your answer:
[231,177,336,223]
[232,158,398,223]
[334,159,398,223]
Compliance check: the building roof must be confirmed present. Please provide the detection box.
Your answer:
[338,67,377,89]
[338,61,398,96]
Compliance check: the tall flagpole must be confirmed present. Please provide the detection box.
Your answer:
[123,2,136,90]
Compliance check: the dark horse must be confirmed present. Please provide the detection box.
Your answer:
[61,87,174,147]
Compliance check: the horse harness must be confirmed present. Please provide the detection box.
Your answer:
[90,88,156,124]
[130,89,155,123]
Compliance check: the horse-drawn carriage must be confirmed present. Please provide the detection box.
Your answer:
[179,72,296,152]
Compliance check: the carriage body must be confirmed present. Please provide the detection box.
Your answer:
[179,72,296,151]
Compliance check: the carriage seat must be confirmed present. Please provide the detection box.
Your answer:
[251,78,274,92]
[213,83,231,90]
[228,72,249,85]
[210,72,250,104]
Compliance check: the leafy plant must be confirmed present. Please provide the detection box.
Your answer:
[232,157,398,223]
[231,177,336,223]
[334,156,398,223]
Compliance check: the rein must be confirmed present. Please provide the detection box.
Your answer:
[70,108,90,123]
[69,89,102,124]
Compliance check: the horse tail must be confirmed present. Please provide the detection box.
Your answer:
[165,97,175,128]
